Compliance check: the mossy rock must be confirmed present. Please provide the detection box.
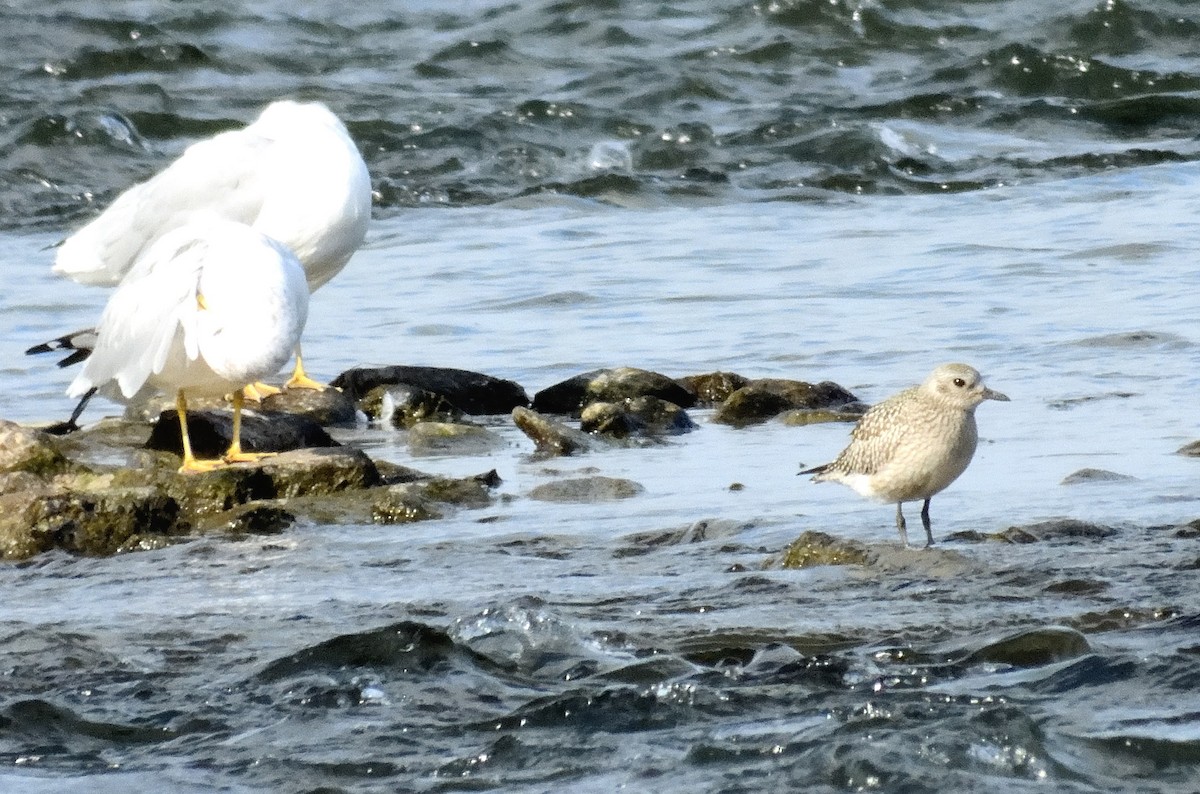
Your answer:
[714,379,858,427]
[532,367,696,414]
[580,396,697,438]
[676,371,749,407]
[0,420,77,478]
[3,486,185,559]
[512,407,604,456]
[774,530,872,569]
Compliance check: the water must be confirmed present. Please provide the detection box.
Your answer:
[2,1,1200,791]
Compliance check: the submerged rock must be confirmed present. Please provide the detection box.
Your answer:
[528,476,644,503]
[532,367,695,414]
[331,365,529,415]
[512,407,605,456]
[949,518,1116,544]
[677,371,750,407]
[1177,440,1200,457]
[407,422,505,455]
[959,626,1091,668]
[713,378,858,427]
[1060,468,1137,485]
[145,409,338,459]
[580,396,697,438]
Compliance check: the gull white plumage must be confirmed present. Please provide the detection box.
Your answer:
[800,363,1008,547]
[50,99,370,390]
[69,219,309,472]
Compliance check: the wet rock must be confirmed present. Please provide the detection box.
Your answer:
[256,447,382,498]
[713,378,858,427]
[145,409,338,458]
[361,384,463,427]
[1060,468,1137,485]
[512,407,605,456]
[225,505,296,535]
[616,519,749,557]
[278,469,498,527]
[371,484,444,524]
[0,420,75,477]
[676,371,749,407]
[961,626,1091,668]
[260,387,358,426]
[1,487,184,559]
[580,396,697,438]
[950,518,1116,544]
[331,365,529,415]
[528,476,644,503]
[774,530,872,569]
[408,422,504,455]
[532,367,695,414]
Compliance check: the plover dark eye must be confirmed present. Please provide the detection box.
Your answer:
[953,378,966,387]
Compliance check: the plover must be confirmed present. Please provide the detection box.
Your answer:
[800,363,1008,546]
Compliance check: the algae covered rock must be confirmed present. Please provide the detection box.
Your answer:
[0,420,75,477]
[331,365,529,415]
[512,407,605,456]
[676,371,749,407]
[773,530,872,569]
[580,396,697,439]
[532,367,696,415]
[713,378,858,427]
[2,487,184,559]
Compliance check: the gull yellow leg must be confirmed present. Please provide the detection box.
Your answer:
[223,388,277,465]
[243,381,281,402]
[283,346,326,391]
[177,390,223,473]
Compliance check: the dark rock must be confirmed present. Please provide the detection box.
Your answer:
[0,420,75,477]
[512,407,604,456]
[371,485,444,524]
[145,409,338,458]
[580,396,697,438]
[528,476,644,503]
[774,530,871,569]
[1060,468,1137,485]
[713,379,858,427]
[532,367,696,414]
[2,487,185,559]
[260,387,358,426]
[360,384,463,427]
[408,422,504,455]
[677,372,750,407]
[331,365,529,415]
[226,505,296,535]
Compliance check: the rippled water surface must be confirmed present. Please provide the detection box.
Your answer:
[2,1,1200,791]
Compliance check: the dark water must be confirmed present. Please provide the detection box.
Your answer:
[3,2,1200,792]
[5,0,1200,229]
